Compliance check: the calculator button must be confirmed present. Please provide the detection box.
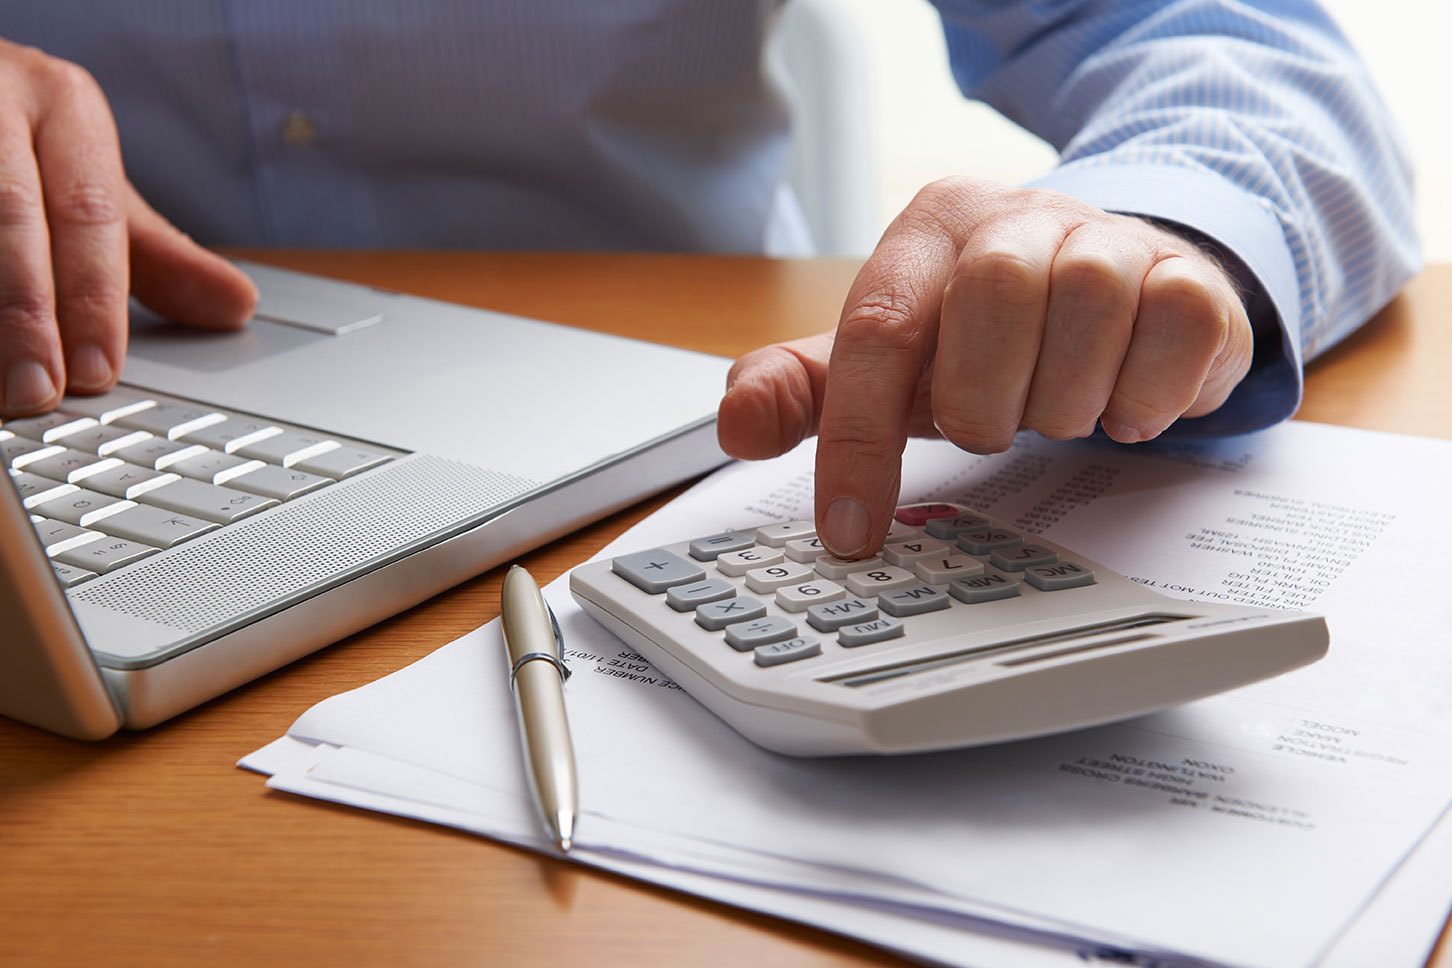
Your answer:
[988,544,1059,572]
[878,584,952,617]
[724,617,799,652]
[912,554,985,584]
[813,554,884,580]
[806,596,878,631]
[753,636,822,667]
[947,572,1022,603]
[844,566,918,597]
[665,578,737,612]
[892,503,959,526]
[956,529,1024,555]
[612,549,707,593]
[883,521,924,542]
[783,536,829,563]
[716,546,784,577]
[745,560,816,594]
[838,615,905,648]
[753,519,816,547]
[880,537,950,567]
[775,579,845,612]
[687,532,755,561]
[695,596,768,630]
[924,514,992,539]
[1024,561,1096,590]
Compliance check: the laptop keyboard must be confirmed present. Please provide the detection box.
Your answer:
[4,387,396,588]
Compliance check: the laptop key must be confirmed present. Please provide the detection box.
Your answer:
[2,436,64,468]
[51,423,153,456]
[31,517,104,556]
[54,536,158,573]
[51,561,98,587]
[93,504,219,549]
[236,431,340,467]
[177,417,283,454]
[57,389,156,424]
[1,412,98,442]
[113,402,227,440]
[140,477,278,524]
[168,451,268,486]
[82,464,181,500]
[8,471,78,508]
[111,438,210,471]
[226,464,333,501]
[22,449,123,484]
[32,488,135,528]
[292,445,390,479]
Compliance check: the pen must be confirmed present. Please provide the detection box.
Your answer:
[500,564,579,852]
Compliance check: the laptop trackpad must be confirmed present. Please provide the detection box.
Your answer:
[127,307,330,374]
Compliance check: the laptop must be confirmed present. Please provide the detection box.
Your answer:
[0,261,732,739]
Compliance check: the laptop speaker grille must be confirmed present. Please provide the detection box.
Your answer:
[68,456,537,631]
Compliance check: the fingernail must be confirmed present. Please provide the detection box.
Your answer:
[822,497,871,558]
[1099,417,1142,443]
[68,344,113,391]
[5,360,58,412]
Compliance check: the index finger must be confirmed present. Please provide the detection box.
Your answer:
[814,210,961,558]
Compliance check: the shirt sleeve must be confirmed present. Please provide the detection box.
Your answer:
[926,0,1421,436]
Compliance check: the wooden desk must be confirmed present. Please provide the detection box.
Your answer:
[2,254,1448,967]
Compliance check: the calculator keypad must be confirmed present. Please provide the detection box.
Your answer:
[604,504,1096,669]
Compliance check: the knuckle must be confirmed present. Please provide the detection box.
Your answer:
[49,182,123,227]
[1023,402,1097,441]
[1052,249,1124,300]
[947,248,1044,313]
[817,421,901,468]
[0,287,55,335]
[0,178,44,228]
[838,289,923,355]
[39,56,102,100]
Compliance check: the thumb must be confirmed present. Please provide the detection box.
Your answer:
[126,183,258,330]
[717,331,835,461]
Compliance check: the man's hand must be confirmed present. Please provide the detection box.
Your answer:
[0,38,257,416]
[717,177,1253,558]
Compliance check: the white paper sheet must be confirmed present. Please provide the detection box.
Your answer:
[244,422,1452,968]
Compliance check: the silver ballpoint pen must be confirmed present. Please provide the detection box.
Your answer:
[500,564,579,852]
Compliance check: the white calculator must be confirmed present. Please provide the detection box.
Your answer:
[569,503,1328,756]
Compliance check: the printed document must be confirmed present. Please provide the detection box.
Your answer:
[244,421,1452,968]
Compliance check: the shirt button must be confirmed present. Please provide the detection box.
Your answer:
[279,110,318,147]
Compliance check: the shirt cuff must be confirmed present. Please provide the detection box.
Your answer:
[1026,162,1302,438]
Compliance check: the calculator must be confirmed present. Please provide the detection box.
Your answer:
[568,502,1328,756]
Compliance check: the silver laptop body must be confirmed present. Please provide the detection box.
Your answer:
[0,262,731,739]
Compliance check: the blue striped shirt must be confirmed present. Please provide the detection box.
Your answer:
[0,1,1418,434]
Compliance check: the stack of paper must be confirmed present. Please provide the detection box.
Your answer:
[243,422,1452,968]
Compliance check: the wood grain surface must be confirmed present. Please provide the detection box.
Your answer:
[2,253,1447,968]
